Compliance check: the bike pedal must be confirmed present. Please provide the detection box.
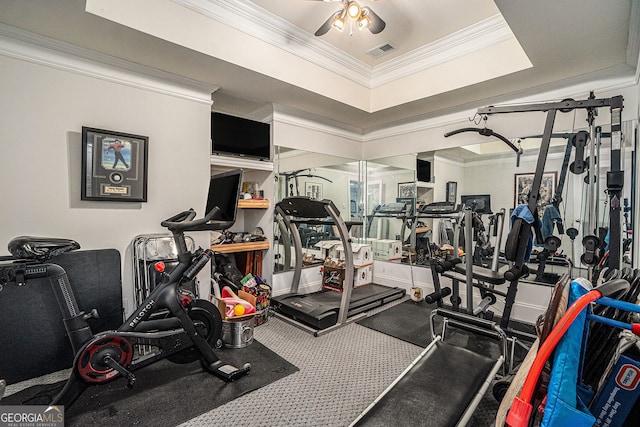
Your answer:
[125,374,136,389]
[103,355,136,388]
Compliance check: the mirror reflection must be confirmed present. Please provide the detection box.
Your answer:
[366,120,636,286]
[363,156,417,262]
[274,147,361,272]
[273,119,636,286]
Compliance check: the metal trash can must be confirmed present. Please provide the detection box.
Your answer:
[221,316,254,348]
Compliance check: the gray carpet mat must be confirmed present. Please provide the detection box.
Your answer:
[2,340,297,427]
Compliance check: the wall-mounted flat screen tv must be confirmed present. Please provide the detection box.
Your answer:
[416,159,432,182]
[211,112,270,160]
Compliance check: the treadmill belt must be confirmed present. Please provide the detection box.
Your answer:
[355,340,497,427]
[273,283,405,330]
[307,283,399,304]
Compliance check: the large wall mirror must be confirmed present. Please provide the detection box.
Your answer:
[364,155,417,256]
[273,146,361,273]
[367,119,637,285]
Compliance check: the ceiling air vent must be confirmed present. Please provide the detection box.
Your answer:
[367,42,395,58]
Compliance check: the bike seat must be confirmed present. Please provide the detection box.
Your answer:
[8,236,80,261]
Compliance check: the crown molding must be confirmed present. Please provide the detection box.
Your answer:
[7,18,631,155]
[0,23,218,104]
[174,0,516,89]
[371,15,513,87]
[365,64,638,142]
[174,0,371,87]
[272,103,364,141]
[269,61,638,149]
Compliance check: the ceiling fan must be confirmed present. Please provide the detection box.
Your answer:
[312,0,386,37]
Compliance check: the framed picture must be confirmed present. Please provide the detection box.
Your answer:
[514,172,557,212]
[446,181,457,203]
[397,182,416,198]
[81,127,148,202]
[305,182,323,200]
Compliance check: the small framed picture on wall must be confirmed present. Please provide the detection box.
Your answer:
[398,182,416,198]
[81,127,148,202]
[446,181,457,203]
[514,171,557,215]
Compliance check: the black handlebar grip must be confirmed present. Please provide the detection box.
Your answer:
[183,249,213,281]
[161,209,197,227]
[425,287,452,304]
[161,207,222,232]
[435,258,462,273]
[504,264,529,282]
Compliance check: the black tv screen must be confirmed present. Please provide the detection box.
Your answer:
[203,169,243,230]
[417,159,431,182]
[211,112,270,160]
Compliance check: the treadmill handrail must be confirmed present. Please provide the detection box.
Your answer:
[275,197,355,310]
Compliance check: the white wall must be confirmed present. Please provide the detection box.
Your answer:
[272,119,362,160]
[5,30,638,326]
[363,80,639,161]
[0,42,214,315]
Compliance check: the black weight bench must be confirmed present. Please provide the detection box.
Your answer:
[450,263,506,285]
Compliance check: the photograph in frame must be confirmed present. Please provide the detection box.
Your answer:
[514,171,557,215]
[398,182,416,198]
[446,181,457,204]
[81,127,148,202]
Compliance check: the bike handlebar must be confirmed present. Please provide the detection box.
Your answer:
[161,207,222,232]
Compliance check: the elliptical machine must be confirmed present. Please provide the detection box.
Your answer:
[0,206,250,409]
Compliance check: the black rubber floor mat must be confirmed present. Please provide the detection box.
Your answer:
[357,299,434,348]
[3,340,298,427]
[357,299,534,361]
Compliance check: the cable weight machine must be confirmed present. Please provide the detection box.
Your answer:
[482,94,625,276]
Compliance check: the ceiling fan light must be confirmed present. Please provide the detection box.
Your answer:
[357,15,370,29]
[333,15,345,31]
[347,2,361,20]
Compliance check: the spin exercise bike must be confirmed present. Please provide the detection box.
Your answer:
[0,205,251,409]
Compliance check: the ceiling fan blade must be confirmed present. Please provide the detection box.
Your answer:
[362,7,385,34]
[314,10,341,36]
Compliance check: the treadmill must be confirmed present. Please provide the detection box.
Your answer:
[366,202,412,241]
[273,197,405,336]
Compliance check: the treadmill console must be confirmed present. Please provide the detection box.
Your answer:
[376,202,409,214]
[419,202,460,215]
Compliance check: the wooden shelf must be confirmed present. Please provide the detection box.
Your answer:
[238,199,269,209]
[210,155,273,171]
[211,240,270,254]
